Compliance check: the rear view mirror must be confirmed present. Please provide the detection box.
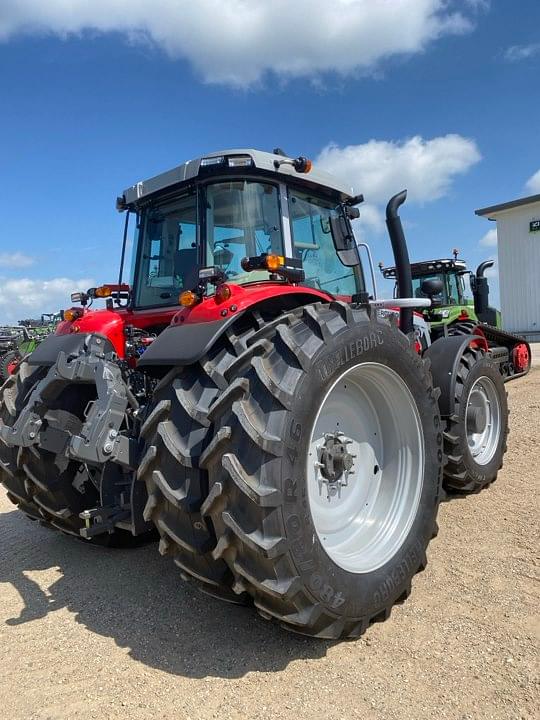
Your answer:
[329,215,359,267]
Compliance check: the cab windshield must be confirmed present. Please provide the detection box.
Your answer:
[205,180,284,283]
[132,178,360,308]
[412,272,463,305]
[133,181,285,308]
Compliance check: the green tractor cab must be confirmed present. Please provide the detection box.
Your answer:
[381,254,529,380]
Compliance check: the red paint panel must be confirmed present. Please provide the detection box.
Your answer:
[171,282,334,325]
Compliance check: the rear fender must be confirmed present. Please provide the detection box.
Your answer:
[424,334,488,417]
[138,290,330,370]
[26,332,115,367]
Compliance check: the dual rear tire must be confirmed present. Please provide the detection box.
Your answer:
[140,303,443,638]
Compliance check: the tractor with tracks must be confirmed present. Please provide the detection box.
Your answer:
[0,149,510,638]
[380,253,531,380]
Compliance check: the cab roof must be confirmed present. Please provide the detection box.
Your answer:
[382,258,468,279]
[121,148,355,207]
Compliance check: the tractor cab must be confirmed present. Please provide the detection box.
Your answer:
[59,149,369,360]
[121,149,366,314]
[381,257,475,327]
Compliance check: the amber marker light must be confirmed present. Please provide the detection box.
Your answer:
[94,285,112,298]
[265,254,285,272]
[179,290,199,307]
[63,308,82,322]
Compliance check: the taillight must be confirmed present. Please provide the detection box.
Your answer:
[215,284,232,303]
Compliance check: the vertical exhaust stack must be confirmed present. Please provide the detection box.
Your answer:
[472,260,494,321]
[386,190,413,334]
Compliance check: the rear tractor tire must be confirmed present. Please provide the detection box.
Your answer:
[443,347,508,494]
[138,316,265,602]
[199,302,443,639]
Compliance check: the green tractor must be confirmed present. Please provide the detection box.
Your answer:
[0,328,25,381]
[0,314,62,382]
[380,252,531,381]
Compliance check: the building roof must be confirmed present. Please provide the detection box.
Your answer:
[475,193,540,218]
[121,148,355,206]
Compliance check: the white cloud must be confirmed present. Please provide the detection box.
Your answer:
[0,252,35,268]
[352,203,385,238]
[0,277,94,325]
[316,134,481,206]
[525,169,540,194]
[479,227,497,247]
[0,1,476,86]
[504,43,540,62]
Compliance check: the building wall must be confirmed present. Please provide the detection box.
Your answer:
[495,200,540,337]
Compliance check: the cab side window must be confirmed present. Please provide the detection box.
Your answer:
[289,191,357,296]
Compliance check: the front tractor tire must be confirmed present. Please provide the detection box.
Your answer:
[0,362,46,521]
[443,347,508,494]
[199,303,443,639]
[1,361,141,545]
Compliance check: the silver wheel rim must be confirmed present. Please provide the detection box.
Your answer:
[466,376,501,465]
[306,362,424,574]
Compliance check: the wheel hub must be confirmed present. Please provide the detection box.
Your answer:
[307,362,425,574]
[466,404,487,434]
[466,376,501,463]
[315,432,356,500]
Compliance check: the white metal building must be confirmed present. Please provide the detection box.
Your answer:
[476,193,540,340]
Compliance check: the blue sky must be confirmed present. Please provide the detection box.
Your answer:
[0,0,539,322]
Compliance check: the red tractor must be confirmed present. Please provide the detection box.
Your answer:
[0,149,508,638]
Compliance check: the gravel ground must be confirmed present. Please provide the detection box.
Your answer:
[0,368,538,720]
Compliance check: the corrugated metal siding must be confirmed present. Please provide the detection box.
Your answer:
[496,201,540,334]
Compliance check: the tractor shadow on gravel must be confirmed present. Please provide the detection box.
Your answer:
[0,509,332,677]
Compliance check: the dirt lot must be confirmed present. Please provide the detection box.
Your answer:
[0,368,538,720]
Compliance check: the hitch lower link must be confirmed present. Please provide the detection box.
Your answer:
[0,335,138,470]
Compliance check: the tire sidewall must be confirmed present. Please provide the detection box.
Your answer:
[277,318,442,619]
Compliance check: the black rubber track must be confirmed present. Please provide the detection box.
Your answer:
[138,313,270,602]
[443,346,508,494]
[0,361,47,521]
[200,302,443,639]
[447,321,479,337]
